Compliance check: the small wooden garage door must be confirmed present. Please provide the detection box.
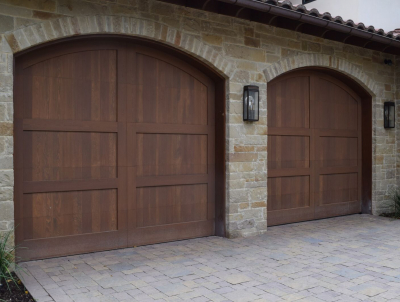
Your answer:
[14,39,215,260]
[267,71,362,226]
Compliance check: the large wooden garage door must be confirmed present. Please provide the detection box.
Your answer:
[14,40,215,260]
[267,71,361,226]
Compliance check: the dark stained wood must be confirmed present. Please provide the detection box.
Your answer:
[313,73,362,219]
[23,189,118,240]
[125,44,216,247]
[23,131,117,181]
[267,73,314,226]
[14,38,222,260]
[268,70,366,226]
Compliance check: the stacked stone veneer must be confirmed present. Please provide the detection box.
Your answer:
[0,0,398,240]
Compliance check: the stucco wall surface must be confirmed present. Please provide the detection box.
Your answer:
[0,0,398,240]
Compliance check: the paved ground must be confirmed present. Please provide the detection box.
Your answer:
[19,214,400,302]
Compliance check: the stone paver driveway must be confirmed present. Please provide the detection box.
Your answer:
[19,215,400,302]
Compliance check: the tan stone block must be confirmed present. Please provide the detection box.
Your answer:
[244,27,254,37]
[287,40,301,50]
[2,0,56,12]
[229,162,254,172]
[229,213,244,221]
[0,103,12,122]
[231,70,250,84]
[250,187,267,202]
[307,42,321,52]
[251,201,266,208]
[255,173,267,182]
[58,0,107,16]
[0,170,13,187]
[202,34,222,46]
[281,48,300,57]
[183,17,201,33]
[160,16,180,29]
[109,4,138,16]
[0,187,12,201]
[0,74,12,93]
[261,43,279,54]
[266,54,280,63]
[41,21,55,40]
[244,37,260,48]
[0,15,14,33]
[275,27,297,39]
[236,60,258,72]
[240,208,263,220]
[321,45,334,55]
[22,26,38,46]
[225,44,265,62]
[210,26,237,38]
[0,122,12,136]
[0,200,13,221]
[229,203,239,214]
[150,1,176,16]
[32,10,62,20]
[0,154,11,169]
[239,203,249,210]
[260,34,288,47]
[250,72,265,83]
[234,146,255,152]
[229,153,258,162]
[4,33,20,52]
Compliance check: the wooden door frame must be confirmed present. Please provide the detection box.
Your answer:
[267,67,373,220]
[13,35,227,256]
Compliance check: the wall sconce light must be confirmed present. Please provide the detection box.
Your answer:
[243,85,259,122]
[384,101,395,128]
[384,59,393,66]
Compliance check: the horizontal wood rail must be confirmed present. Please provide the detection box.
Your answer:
[23,119,119,133]
[23,179,118,193]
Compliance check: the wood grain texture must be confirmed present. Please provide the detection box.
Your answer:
[23,131,117,181]
[14,38,218,260]
[137,134,207,176]
[267,71,362,226]
[23,189,117,240]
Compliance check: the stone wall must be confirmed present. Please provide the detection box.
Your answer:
[0,0,398,239]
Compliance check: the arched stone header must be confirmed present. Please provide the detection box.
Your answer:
[263,53,378,97]
[5,15,234,79]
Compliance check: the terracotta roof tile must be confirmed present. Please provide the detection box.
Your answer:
[261,0,400,41]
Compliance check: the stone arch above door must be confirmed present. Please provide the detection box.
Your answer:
[5,15,234,79]
[263,53,378,97]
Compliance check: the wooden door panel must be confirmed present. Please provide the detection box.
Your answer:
[128,52,208,125]
[267,76,310,129]
[267,176,310,211]
[125,46,215,247]
[315,79,358,131]
[24,50,117,121]
[267,71,362,226]
[318,173,358,205]
[136,133,208,176]
[267,73,314,225]
[136,184,208,227]
[268,136,310,169]
[15,41,128,260]
[319,137,358,167]
[23,189,117,240]
[313,74,361,219]
[23,131,117,181]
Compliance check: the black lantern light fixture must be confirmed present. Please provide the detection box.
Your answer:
[384,101,395,128]
[243,85,259,122]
